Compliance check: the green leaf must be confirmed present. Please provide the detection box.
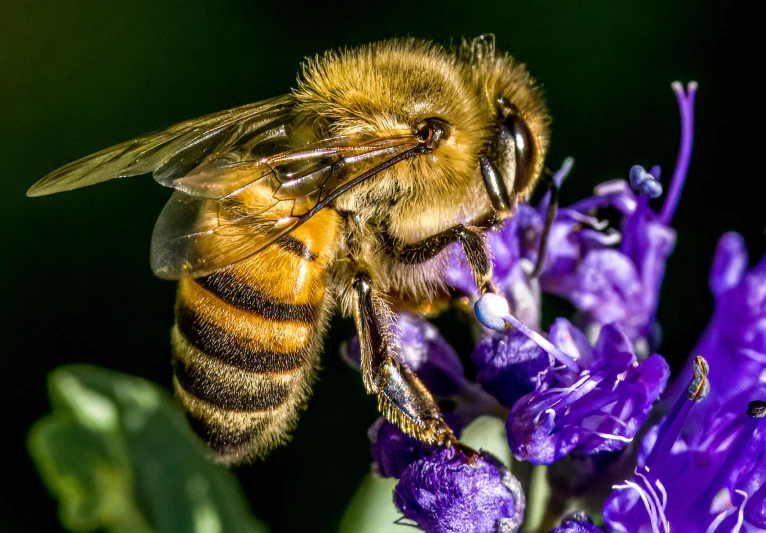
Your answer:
[338,474,401,533]
[28,365,269,533]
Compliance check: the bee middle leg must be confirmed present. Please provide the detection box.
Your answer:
[352,271,456,445]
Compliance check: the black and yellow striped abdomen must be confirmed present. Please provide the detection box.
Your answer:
[171,210,341,464]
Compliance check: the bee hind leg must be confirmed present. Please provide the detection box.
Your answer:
[352,271,456,446]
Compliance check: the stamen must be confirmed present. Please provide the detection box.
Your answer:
[474,293,580,372]
[660,81,698,225]
[687,355,710,401]
[705,490,748,533]
[611,474,670,533]
[645,356,709,472]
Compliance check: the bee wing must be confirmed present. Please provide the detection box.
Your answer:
[26,95,295,197]
[27,91,424,279]
[150,134,424,279]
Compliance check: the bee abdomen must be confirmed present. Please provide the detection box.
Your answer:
[171,323,319,463]
[171,229,336,464]
[195,271,319,323]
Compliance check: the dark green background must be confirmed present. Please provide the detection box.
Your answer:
[1,1,762,532]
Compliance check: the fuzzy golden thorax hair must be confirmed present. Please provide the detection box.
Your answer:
[292,39,487,228]
[292,37,549,239]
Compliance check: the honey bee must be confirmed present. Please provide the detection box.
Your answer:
[28,35,549,465]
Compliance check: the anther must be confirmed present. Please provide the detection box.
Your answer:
[748,400,766,419]
[687,355,710,402]
[629,165,663,198]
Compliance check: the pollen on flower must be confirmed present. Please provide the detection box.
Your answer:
[628,165,663,198]
[474,292,511,331]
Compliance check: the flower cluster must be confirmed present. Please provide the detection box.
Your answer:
[603,230,766,532]
[341,81,765,532]
[449,81,695,356]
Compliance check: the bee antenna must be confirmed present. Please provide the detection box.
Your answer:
[530,169,559,279]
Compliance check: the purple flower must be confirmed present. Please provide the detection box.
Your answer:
[466,82,697,353]
[394,447,524,533]
[667,231,766,428]
[368,417,435,479]
[545,82,695,347]
[548,511,606,533]
[506,320,670,464]
[604,233,766,532]
[604,355,766,533]
[471,328,550,408]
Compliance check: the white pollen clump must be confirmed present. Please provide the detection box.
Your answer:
[475,293,511,331]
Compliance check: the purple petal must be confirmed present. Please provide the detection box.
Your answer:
[368,417,434,479]
[394,448,523,533]
[471,328,550,408]
[745,481,766,528]
[709,231,749,297]
[550,318,594,368]
[506,323,669,464]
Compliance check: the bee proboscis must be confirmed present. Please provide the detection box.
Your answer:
[28,35,549,464]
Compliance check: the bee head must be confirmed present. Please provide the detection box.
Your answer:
[291,37,503,227]
[292,37,549,228]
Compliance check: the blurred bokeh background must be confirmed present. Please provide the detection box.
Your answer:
[1,1,762,531]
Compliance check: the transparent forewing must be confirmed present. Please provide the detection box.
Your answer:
[150,190,280,279]
[26,95,295,197]
[150,134,421,279]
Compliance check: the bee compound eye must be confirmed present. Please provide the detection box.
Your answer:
[497,99,537,194]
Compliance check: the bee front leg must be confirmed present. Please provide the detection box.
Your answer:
[385,224,497,294]
[352,271,455,446]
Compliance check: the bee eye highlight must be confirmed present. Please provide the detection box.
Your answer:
[413,117,451,150]
[497,98,537,194]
